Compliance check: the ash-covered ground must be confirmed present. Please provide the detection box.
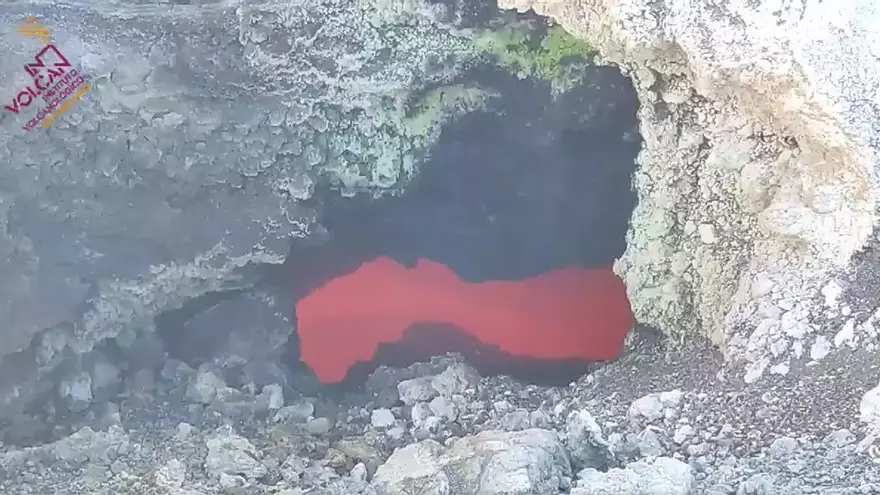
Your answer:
[1,304,879,494]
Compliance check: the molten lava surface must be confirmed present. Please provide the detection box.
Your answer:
[296,256,635,383]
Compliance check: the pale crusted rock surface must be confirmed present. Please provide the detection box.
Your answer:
[499,0,880,384]
[572,457,693,495]
[371,429,572,494]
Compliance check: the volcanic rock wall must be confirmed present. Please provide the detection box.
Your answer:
[0,0,491,417]
[500,0,880,382]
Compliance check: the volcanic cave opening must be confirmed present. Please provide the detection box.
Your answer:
[281,64,643,388]
[153,20,643,393]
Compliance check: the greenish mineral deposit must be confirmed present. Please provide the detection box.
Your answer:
[473,23,596,93]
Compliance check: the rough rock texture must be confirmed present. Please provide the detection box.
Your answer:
[499,0,880,383]
[371,429,572,494]
[0,0,488,416]
[3,0,880,493]
[2,340,879,494]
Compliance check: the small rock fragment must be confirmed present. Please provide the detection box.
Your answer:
[205,426,268,480]
[186,366,233,404]
[372,429,570,494]
[629,390,682,422]
[336,437,383,475]
[673,425,694,444]
[59,371,93,413]
[637,428,664,457]
[824,429,856,448]
[564,409,611,471]
[499,409,530,431]
[428,396,457,421]
[810,336,832,360]
[261,384,284,410]
[574,457,693,495]
[154,459,187,489]
[411,402,440,432]
[174,422,195,441]
[371,408,396,429]
[768,436,799,459]
[274,399,315,423]
[351,462,368,483]
[306,417,333,436]
[737,473,777,494]
[397,377,437,406]
[431,363,480,397]
[280,454,308,484]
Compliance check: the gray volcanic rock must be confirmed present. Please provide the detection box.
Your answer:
[371,428,573,494]
[0,0,488,416]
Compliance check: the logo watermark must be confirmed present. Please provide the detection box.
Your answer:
[5,17,91,131]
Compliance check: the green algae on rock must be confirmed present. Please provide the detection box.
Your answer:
[473,22,597,94]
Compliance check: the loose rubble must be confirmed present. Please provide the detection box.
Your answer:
[2,329,879,494]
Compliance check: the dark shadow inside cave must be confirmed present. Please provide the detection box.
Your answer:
[278,60,642,388]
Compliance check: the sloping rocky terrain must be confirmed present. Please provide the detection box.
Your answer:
[1,326,878,494]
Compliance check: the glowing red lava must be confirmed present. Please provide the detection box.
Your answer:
[296,256,634,383]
